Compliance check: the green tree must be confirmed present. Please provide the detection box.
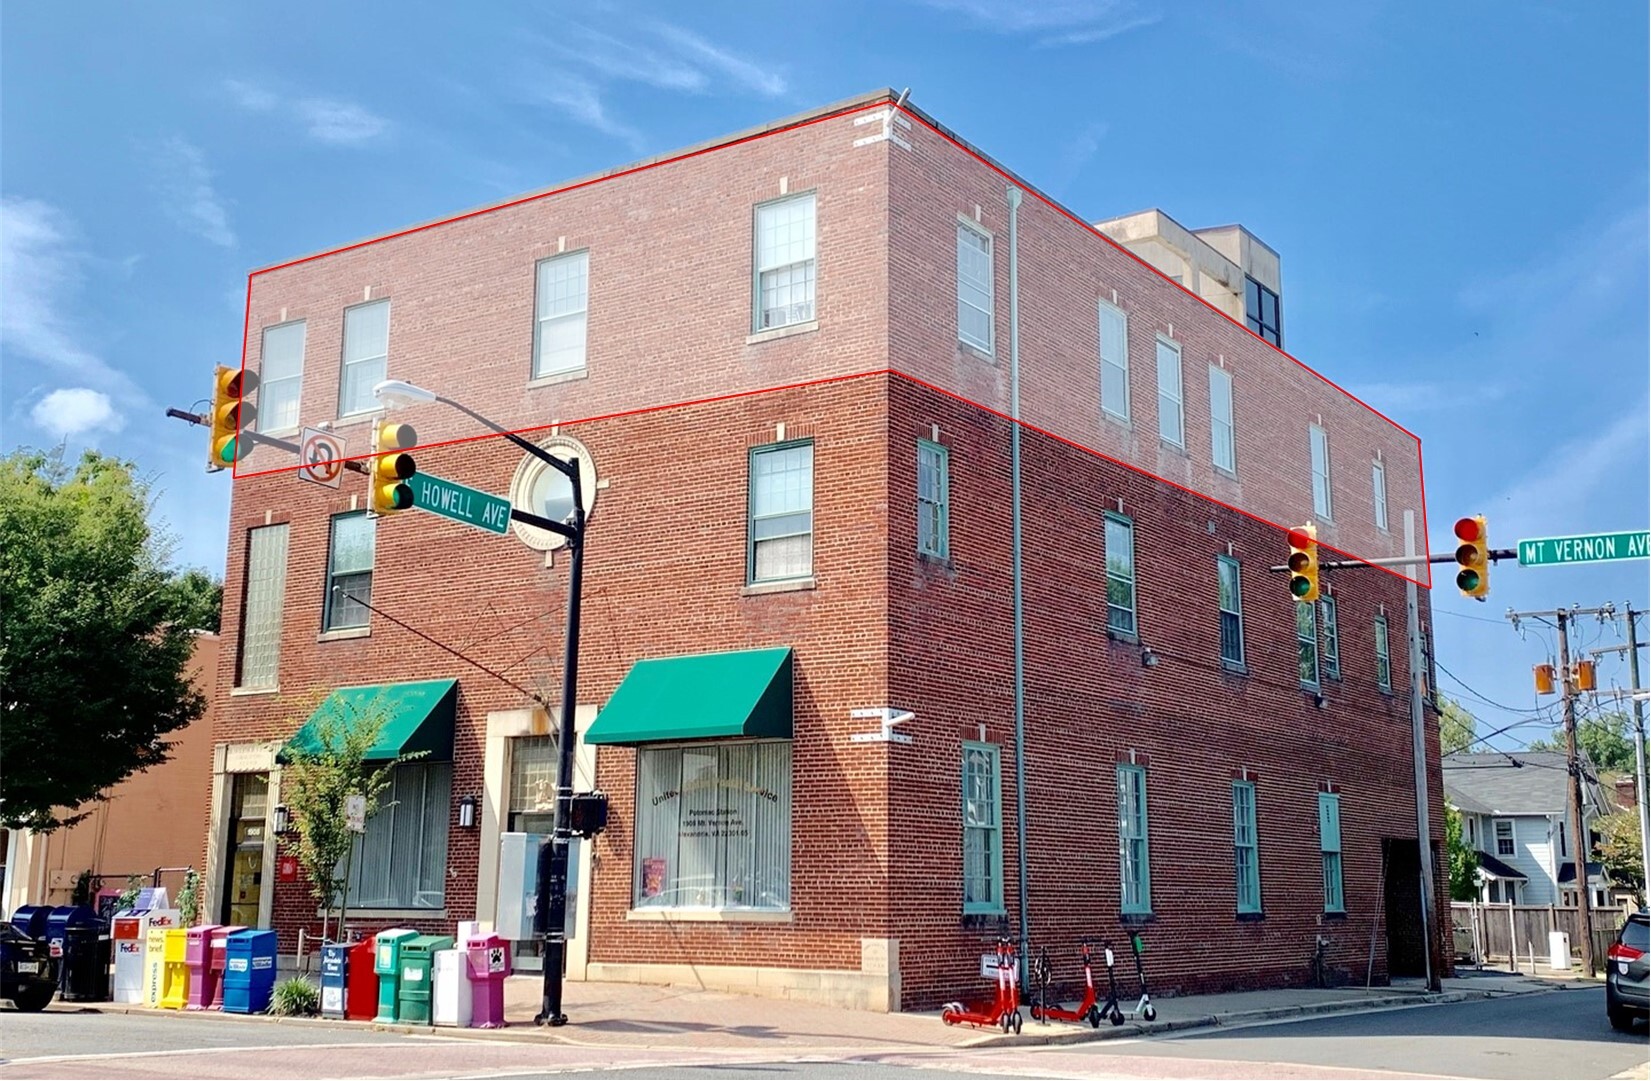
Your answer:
[0,449,207,831]
[1439,696,1478,756]
[161,568,224,632]
[280,694,415,936]
[1530,711,1635,774]
[1595,810,1645,905]
[1445,805,1480,901]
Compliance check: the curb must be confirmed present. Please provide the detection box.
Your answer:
[960,986,1555,1049]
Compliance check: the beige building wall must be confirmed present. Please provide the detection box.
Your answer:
[3,633,218,910]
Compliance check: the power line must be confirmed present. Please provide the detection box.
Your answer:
[1436,659,1551,716]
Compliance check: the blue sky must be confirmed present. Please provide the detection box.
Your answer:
[3,1,1647,751]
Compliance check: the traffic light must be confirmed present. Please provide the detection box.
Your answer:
[369,421,418,516]
[208,365,257,471]
[1453,515,1490,599]
[1287,523,1320,602]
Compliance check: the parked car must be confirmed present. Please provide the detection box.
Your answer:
[1605,908,1648,1032]
[0,923,58,1012]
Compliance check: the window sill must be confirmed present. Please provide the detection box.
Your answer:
[746,320,819,345]
[1322,910,1348,922]
[1221,660,1249,676]
[1101,411,1131,429]
[742,577,816,597]
[231,686,280,697]
[1119,911,1156,925]
[1214,465,1239,482]
[961,910,1010,930]
[528,368,589,389]
[626,907,792,923]
[318,626,371,643]
[918,551,952,567]
[316,908,447,921]
[1106,628,1140,646]
[331,412,382,430]
[1378,687,1394,698]
[1159,439,1187,456]
[259,427,301,440]
[1236,910,1265,922]
[958,341,995,363]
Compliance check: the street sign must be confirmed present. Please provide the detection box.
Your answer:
[298,427,345,489]
[410,472,511,535]
[1516,530,1650,567]
[345,794,367,834]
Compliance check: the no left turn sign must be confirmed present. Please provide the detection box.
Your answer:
[299,427,345,489]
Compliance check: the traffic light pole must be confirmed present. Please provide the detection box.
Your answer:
[1557,611,1596,978]
[1403,511,1442,993]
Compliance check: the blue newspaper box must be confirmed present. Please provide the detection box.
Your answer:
[320,941,349,1019]
[221,929,277,1014]
[10,906,51,941]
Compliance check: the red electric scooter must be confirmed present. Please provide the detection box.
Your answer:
[941,937,1023,1034]
[1029,940,1109,1028]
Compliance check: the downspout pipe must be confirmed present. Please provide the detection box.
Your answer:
[1007,185,1030,979]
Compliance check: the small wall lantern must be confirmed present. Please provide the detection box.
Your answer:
[272,804,291,835]
[458,794,479,830]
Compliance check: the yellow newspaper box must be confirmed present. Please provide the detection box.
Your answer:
[158,927,190,1009]
[141,908,180,1008]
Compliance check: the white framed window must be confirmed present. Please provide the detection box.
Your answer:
[917,440,949,558]
[1105,513,1137,637]
[323,512,374,631]
[1156,336,1184,448]
[258,321,305,433]
[962,742,1003,913]
[754,193,816,331]
[748,441,813,582]
[1117,763,1151,914]
[533,251,589,377]
[1233,781,1260,914]
[339,299,389,417]
[1099,300,1130,423]
[1372,459,1389,531]
[1209,365,1235,473]
[1319,792,1344,913]
[1218,556,1244,668]
[1310,424,1333,520]
[1495,818,1515,857]
[236,523,289,689]
[633,741,791,911]
[1320,596,1341,680]
[1297,601,1320,687]
[341,761,451,909]
[1375,614,1392,692]
[956,220,993,353]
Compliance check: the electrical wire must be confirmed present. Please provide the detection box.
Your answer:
[340,588,549,707]
[1436,659,1551,715]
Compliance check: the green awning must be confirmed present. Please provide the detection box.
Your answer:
[282,679,458,762]
[585,647,793,746]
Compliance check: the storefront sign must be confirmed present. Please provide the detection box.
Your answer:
[277,855,299,883]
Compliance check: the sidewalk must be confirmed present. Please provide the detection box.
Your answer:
[93,970,1563,1053]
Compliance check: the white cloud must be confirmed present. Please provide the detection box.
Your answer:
[917,0,1160,45]
[223,79,390,146]
[519,73,643,149]
[1490,403,1651,543]
[150,136,236,248]
[0,198,144,401]
[31,387,123,439]
[650,24,787,96]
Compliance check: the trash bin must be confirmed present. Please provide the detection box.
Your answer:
[396,934,453,1025]
[373,928,417,1022]
[141,911,182,1007]
[320,942,350,1018]
[1549,930,1572,971]
[159,927,190,1009]
[464,931,511,1028]
[222,929,278,1014]
[207,924,246,1009]
[61,920,112,1002]
[184,924,220,1009]
[347,937,378,1021]
[432,947,470,1027]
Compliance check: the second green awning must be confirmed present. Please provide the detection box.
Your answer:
[282,678,458,762]
[584,647,793,745]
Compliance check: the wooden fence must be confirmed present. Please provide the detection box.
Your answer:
[1450,902,1622,970]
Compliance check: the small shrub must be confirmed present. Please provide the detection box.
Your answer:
[270,976,320,1017]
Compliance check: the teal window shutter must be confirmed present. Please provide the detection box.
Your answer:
[1319,792,1344,912]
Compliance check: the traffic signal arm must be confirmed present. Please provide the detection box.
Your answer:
[1267,548,1518,574]
[166,407,369,474]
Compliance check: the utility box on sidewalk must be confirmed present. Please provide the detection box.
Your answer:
[320,942,350,1018]
[464,931,511,1028]
[431,947,471,1028]
[207,924,246,1009]
[1549,931,1572,971]
[222,929,278,1014]
[183,924,220,1009]
[373,928,417,1022]
[396,934,453,1025]
[347,937,378,1021]
[159,928,190,1009]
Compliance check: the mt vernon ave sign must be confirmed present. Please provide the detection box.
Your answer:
[1517,529,1650,567]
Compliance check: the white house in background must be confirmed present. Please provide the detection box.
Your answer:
[1442,751,1612,908]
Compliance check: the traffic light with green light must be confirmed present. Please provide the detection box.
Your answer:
[1453,515,1489,599]
[208,365,257,471]
[1288,523,1320,602]
[369,421,418,516]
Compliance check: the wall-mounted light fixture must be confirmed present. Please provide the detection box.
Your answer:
[458,794,479,830]
[1313,692,1329,710]
[1140,646,1160,669]
[272,804,291,835]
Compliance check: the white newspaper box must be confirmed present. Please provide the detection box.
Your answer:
[431,948,472,1028]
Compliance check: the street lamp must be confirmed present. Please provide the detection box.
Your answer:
[374,378,587,1027]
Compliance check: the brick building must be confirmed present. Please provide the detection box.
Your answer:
[207,89,1448,1011]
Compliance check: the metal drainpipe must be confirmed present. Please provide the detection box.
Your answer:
[1006,185,1030,978]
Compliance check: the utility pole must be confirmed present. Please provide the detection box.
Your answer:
[1404,510,1441,992]
[1556,610,1595,977]
[1628,606,1649,897]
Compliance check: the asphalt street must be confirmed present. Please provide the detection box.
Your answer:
[1,987,1644,1080]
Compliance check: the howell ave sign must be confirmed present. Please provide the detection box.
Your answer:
[1517,530,1650,567]
[411,472,511,535]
